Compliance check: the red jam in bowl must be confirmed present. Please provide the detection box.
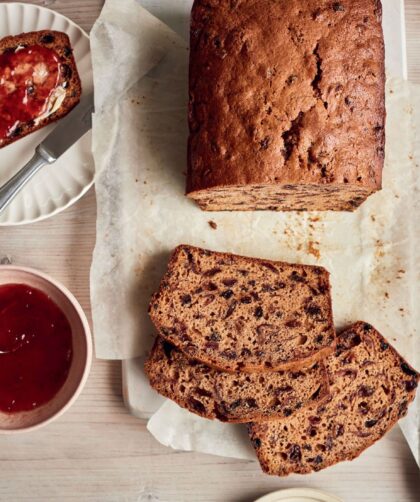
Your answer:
[0,45,61,140]
[0,284,73,413]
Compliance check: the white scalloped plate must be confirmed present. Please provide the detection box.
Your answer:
[254,488,343,502]
[0,2,94,226]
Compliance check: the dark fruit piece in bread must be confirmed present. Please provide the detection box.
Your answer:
[149,245,335,373]
[0,30,81,148]
[248,322,419,476]
[145,337,330,423]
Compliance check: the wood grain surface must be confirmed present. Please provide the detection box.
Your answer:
[0,1,419,501]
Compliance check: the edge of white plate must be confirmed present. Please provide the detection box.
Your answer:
[4,2,90,38]
[254,488,344,502]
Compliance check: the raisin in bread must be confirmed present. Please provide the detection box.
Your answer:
[145,337,330,423]
[0,30,81,148]
[149,245,335,373]
[248,322,419,476]
[187,0,385,211]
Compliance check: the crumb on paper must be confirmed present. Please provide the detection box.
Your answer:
[307,240,321,260]
[309,216,321,223]
[370,214,376,222]
[375,240,385,258]
[384,292,389,299]
[283,224,296,237]
[208,220,217,230]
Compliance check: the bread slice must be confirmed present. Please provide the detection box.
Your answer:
[0,30,81,148]
[248,322,419,476]
[145,337,330,423]
[149,245,335,373]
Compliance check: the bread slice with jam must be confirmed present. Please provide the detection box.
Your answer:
[0,30,81,148]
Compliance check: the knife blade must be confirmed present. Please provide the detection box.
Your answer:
[0,94,94,215]
[40,93,94,161]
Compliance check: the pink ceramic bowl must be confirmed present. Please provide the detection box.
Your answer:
[0,266,92,433]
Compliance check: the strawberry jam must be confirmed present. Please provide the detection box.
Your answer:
[0,284,72,413]
[0,45,61,141]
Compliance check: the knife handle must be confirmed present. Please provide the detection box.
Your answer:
[0,145,56,214]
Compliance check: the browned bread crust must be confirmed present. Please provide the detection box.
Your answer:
[145,337,330,423]
[149,245,336,373]
[187,0,385,211]
[0,30,81,148]
[248,322,419,476]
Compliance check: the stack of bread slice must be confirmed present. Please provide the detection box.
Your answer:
[145,245,419,476]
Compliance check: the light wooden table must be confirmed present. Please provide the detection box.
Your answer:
[0,1,419,501]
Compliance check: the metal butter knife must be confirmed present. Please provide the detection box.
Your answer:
[0,93,94,214]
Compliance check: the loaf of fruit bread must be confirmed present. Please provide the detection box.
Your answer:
[149,245,335,373]
[187,0,385,211]
[248,322,419,476]
[145,337,330,423]
[0,30,81,148]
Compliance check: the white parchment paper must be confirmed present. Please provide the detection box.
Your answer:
[90,0,420,464]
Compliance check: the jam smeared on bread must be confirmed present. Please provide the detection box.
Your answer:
[0,45,61,140]
[149,245,335,373]
[248,322,419,476]
[187,0,385,211]
[145,337,330,423]
[0,30,81,148]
